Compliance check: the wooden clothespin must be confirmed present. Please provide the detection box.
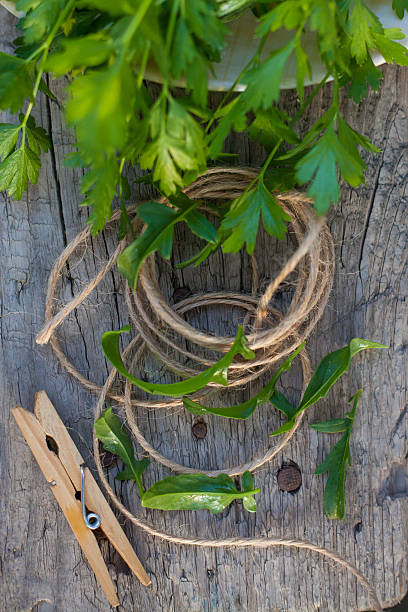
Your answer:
[12,391,151,607]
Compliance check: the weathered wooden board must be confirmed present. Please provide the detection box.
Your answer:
[1,8,407,612]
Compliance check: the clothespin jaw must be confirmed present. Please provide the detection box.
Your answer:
[12,391,151,608]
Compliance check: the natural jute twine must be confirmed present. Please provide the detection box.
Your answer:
[36,168,381,611]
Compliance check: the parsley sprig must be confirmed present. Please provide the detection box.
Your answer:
[0,0,407,276]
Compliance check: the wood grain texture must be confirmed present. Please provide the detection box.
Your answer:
[1,9,407,612]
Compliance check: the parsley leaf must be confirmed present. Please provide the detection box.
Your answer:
[46,35,113,76]
[348,56,382,103]
[311,389,362,520]
[140,97,206,194]
[117,194,217,289]
[0,52,32,113]
[66,60,136,161]
[0,145,40,200]
[295,112,378,215]
[241,39,296,111]
[25,115,51,154]
[0,124,20,161]
[16,0,68,44]
[392,0,408,19]
[373,30,408,66]
[78,155,120,234]
[348,0,382,65]
[220,178,291,254]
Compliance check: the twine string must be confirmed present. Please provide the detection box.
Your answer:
[35,168,381,611]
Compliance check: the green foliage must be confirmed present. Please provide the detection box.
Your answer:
[16,0,69,44]
[117,194,217,289]
[270,338,386,436]
[219,178,291,253]
[142,472,259,514]
[311,389,362,519]
[95,407,149,496]
[96,406,259,513]
[393,0,408,19]
[1,0,408,281]
[241,40,296,111]
[0,52,33,112]
[139,97,207,194]
[101,324,255,397]
[183,337,385,438]
[183,343,304,419]
[0,115,50,199]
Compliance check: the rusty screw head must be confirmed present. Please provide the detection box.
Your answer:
[277,463,302,492]
[192,420,207,439]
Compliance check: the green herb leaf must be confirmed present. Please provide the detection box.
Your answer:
[0,145,40,200]
[140,97,206,194]
[299,338,386,412]
[184,343,303,419]
[46,35,113,76]
[117,198,202,289]
[241,39,296,111]
[270,390,297,420]
[348,0,382,65]
[247,108,299,149]
[392,0,408,18]
[25,115,51,154]
[373,31,408,66]
[17,0,68,44]
[295,116,376,215]
[348,56,382,103]
[270,338,386,436]
[241,470,257,512]
[184,210,218,244]
[312,389,362,519]
[101,324,255,397]
[309,418,348,433]
[220,178,291,254]
[0,124,20,161]
[66,60,136,161]
[141,472,260,514]
[0,52,32,113]
[95,407,150,496]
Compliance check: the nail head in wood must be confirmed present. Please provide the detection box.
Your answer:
[192,420,207,439]
[277,463,302,492]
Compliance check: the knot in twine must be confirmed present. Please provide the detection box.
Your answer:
[36,167,381,611]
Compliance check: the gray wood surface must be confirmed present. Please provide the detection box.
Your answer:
[1,8,407,612]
